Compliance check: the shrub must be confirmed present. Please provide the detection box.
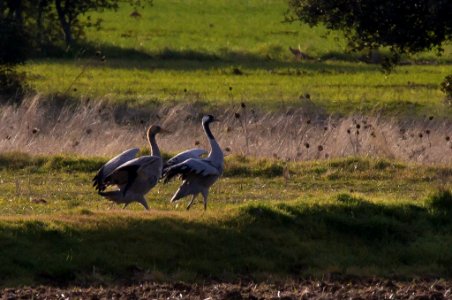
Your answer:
[0,66,28,100]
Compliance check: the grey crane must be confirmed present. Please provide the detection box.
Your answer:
[92,125,168,210]
[163,115,224,210]
[163,148,208,175]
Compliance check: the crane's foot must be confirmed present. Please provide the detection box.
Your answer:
[186,195,196,210]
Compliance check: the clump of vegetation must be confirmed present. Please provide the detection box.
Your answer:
[224,155,284,177]
[425,188,452,214]
[335,193,363,205]
[0,67,27,100]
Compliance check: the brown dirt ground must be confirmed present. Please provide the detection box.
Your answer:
[1,279,451,299]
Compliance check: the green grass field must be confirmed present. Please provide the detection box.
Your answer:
[19,0,452,116]
[1,153,451,286]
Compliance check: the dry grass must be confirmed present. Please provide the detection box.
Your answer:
[1,95,451,164]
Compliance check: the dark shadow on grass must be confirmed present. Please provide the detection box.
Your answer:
[1,193,451,287]
[34,42,452,75]
[98,57,381,74]
[34,42,386,74]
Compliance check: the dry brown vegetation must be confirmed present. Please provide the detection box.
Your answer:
[1,95,451,164]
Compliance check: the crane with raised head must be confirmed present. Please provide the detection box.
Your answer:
[163,115,224,210]
[92,125,169,210]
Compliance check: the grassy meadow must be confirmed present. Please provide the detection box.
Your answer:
[19,0,452,116]
[1,153,452,286]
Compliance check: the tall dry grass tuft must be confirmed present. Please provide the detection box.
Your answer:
[1,95,451,164]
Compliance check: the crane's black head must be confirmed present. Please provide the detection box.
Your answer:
[147,125,170,137]
[147,125,161,136]
[202,115,217,124]
[201,115,219,139]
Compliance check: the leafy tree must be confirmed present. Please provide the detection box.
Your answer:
[54,0,119,46]
[1,0,152,49]
[287,0,452,68]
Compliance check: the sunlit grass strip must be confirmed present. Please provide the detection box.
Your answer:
[0,153,450,216]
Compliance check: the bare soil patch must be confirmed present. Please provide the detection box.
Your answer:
[2,279,451,299]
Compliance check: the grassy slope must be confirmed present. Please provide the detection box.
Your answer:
[0,153,451,286]
[19,0,452,116]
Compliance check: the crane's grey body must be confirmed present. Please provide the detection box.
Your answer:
[92,125,166,210]
[100,156,162,210]
[169,162,222,210]
[162,148,208,176]
[163,115,224,210]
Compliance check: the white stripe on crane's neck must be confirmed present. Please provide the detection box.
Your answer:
[148,132,161,158]
[203,119,223,166]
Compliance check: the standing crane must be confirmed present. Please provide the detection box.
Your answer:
[92,125,169,210]
[163,115,224,210]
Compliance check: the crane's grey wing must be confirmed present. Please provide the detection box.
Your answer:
[163,148,208,173]
[105,156,161,195]
[163,158,220,183]
[92,147,139,192]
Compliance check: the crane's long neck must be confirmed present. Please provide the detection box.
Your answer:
[203,121,223,165]
[148,133,161,158]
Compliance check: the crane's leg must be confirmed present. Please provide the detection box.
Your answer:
[186,194,197,211]
[138,197,149,210]
[201,190,209,211]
